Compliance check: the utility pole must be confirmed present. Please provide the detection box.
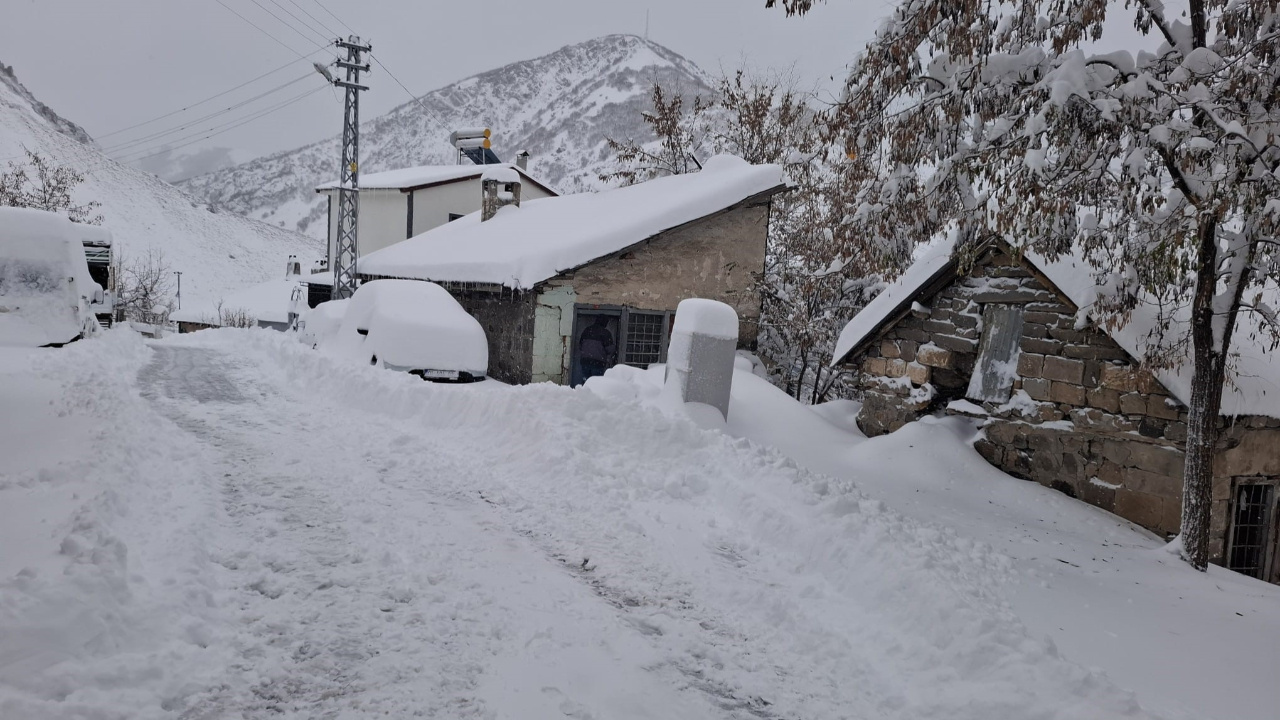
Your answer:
[174,271,182,310]
[328,35,370,300]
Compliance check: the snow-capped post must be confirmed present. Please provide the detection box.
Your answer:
[665,298,739,420]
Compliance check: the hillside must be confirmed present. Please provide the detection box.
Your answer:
[179,35,714,239]
[0,63,317,306]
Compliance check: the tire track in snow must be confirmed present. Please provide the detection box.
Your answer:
[138,344,727,719]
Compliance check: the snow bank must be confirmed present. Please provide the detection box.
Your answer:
[296,298,348,348]
[0,331,236,719]
[359,155,785,288]
[0,208,101,346]
[180,330,1158,719]
[323,279,487,375]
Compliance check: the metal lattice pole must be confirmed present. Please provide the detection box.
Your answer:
[331,36,370,300]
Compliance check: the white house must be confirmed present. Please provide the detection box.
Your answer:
[314,164,557,269]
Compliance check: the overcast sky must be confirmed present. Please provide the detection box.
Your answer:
[2,0,889,171]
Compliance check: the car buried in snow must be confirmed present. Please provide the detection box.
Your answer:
[308,279,488,383]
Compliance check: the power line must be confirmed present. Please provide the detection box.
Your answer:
[284,0,339,38]
[95,50,324,141]
[369,53,449,130]
[103,73,314,156]
[113,83,329,165]
[214,0,315,61]
[245,0,330,49]
[310,0,355,35]
[266,0,335,43]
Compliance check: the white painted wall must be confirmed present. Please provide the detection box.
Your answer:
[321,189,406,266]
[409,178,555,236]
[323,178,556,265]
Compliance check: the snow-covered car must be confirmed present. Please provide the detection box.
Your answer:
[0,207,105,347]
[323,279,488,382]
[296,297,349,349]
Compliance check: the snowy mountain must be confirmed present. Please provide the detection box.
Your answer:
[178,35,714,239]
[0,63,317,306]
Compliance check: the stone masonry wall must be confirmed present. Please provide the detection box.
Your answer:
[451,288,535,385]
[851,246,1280,568]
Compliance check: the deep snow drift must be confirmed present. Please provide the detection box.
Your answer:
[1,330,1276,719]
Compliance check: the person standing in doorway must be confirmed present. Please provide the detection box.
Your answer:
[578,315,615,383]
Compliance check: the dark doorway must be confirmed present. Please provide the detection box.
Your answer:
[570,306,673,387]
[572,311,620,386]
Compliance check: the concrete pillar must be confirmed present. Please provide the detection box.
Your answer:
[664,298,739,419]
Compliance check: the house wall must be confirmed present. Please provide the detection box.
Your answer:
[848,247,1280,568]
[409,179,555,237]
[448,288,536,385]
[322,189,406,267]
[540,199,768,354]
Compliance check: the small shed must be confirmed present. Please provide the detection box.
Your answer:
[832,239,1280,582]
[324,155,786,387]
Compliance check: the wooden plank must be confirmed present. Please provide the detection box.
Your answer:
[966,303,1025,403]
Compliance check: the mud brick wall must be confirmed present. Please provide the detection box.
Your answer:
[851,247,1279,566]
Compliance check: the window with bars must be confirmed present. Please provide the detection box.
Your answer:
[1227,484,1276,580]
[623,312,665,367]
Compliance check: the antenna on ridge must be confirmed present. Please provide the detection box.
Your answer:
[644,9,650,41]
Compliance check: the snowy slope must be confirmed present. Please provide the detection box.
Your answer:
[178,35,714,239]
[0,64,318,307]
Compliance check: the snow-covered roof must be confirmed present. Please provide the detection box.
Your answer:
[170,275,302,326]
[315,163,551,193]
[357,155,786,289]
[832,238,1280,419]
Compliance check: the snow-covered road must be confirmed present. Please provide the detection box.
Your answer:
[5,329,1249,719]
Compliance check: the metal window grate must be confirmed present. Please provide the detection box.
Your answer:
[624,312,665,367]
[1227,484,1275,579]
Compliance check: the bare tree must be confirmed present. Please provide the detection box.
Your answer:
[0,149,103,224]
[770,0,1280,569]
[601,84,714,186]
[217,303,257,329]
[116,250,174,326]
[604,71,879,402]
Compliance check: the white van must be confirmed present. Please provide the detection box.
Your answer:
[0,207,105,347]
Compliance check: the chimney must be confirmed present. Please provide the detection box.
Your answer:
[481,166,522,222]
[515,150,530,171]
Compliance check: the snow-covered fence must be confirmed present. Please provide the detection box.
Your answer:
[664,298,738,419]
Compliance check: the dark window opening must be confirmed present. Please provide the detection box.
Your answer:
[623,312,664,368]
[1228,484,1276,580]
[448,213,464,222]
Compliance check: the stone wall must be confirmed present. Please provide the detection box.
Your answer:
[850,246,1280,570]
[549,198,769,348]
[450,288,535,385]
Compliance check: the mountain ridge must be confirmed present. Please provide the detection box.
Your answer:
[179,34,715,239]
[0,62,316,306]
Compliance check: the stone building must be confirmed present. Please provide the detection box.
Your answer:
[832,239,1280,583]
[313,155,786,387]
